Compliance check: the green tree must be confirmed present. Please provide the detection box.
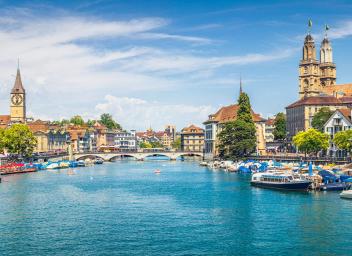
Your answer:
[150,141,163,148]
[292,128,329,156]
[217,92,257,159]
[100,113,122,130]
[60,119,70,126]
[70,115,85,126]
[311,107,333,132]
[86,119,96,127]
[139,141,152,148]
[273,112,286,140]
[0,128,5,153]
[333,130,352,153]
[3,124,37,158]
[171,138,181,150]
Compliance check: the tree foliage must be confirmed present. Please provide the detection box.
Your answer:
[172,138,181,150]
[99,113,122,130]
[311,107,333,132]
[139,141,152,148]
[217,92,257,159]
[292,128,329,155]
[273,112,286,140]
[333,130,352,152]
[70,115,85,126]
[2,124,37,158]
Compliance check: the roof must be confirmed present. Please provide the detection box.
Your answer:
[265,118,275,126]
[181,124,204,134]
[204,104,265,124]
[322,84,352,97]
[27,119,50,133]
[337,109,352,122]
[0,115,11,124]
[286,96,344,109]
[11,68,25,94]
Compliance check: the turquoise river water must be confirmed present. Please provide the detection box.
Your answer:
[0,159,352,256]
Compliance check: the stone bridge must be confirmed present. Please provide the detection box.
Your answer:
[74,151,203,161]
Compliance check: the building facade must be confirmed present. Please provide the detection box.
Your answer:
[180,125,204,152]
[203,104,266,160]
[10,68,26,123]
[115,130,137,150]
[286,96,348,137]
[323,109,352,157]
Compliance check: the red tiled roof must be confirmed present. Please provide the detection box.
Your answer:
[337,109,352,122]
[204,104,264,123]
[322,83,352,97]
[0,115,11,124]
[181,124,204,134]
[286,96,344,108]
[265,118,275,126]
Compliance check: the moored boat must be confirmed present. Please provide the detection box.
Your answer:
[251,172,312,191]
[94,159,104,164]
[340,190,352,199]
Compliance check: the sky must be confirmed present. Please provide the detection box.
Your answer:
[0,0,352,131]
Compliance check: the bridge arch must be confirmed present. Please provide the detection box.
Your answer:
[76,154,105,161]
[108,154,139,161]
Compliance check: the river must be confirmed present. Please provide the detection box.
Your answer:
[0,159,351,255]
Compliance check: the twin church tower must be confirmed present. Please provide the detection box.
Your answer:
[299,23,336,98]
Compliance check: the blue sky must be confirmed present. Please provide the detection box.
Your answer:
[0,0,352,130]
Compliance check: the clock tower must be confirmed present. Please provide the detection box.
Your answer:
[10,67,26,123]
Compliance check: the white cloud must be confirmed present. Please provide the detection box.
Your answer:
[0,8,294,127]
[94,95,214,130]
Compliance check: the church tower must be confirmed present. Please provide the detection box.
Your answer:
[319,25,336,88]
[299,20,321,98]
[10,66,26,123]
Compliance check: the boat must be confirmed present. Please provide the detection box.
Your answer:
[199,161,208,166]
[251,172,312,191]
[46,162,59,169]
[94,159,104,164]
[154,169,161,174]
[340,190,352,199]
[320,182,351,191]
[0,163,38,175]
[58,161,70,169]
[77,160,85,167]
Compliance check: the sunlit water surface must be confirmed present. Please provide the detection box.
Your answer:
[0,159,351,256]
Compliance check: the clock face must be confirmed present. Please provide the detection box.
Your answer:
[11,94,23,105]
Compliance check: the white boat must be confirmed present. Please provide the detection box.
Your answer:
[199,161,208,166]
[46,162,59,169]
[340,190,352,199]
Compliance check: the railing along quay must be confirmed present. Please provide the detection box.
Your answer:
[250,155,351,164]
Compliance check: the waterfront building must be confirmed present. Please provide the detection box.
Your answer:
[180,125,204,152]
[286,96,349,138]
[286,23,352,137]
[28,120,70,153]
[66,125,96,152]
[203,104,266,160]
[136,127,173,149]
[264,118,275,143]
[115,130,137,150]
[323,109,352,157]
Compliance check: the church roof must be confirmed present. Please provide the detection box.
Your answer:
[321,84,352,97]
[305,34,314,42]
[286,96,344,108]
[11,68,25,94]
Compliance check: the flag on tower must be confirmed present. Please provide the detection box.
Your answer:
[308,19,312,27]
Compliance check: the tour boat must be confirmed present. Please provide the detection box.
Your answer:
[251,172,312,191]
[340,190,352,199]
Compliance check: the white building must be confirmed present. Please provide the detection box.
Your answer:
[114,130,137,151]
[324,109,352,157]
